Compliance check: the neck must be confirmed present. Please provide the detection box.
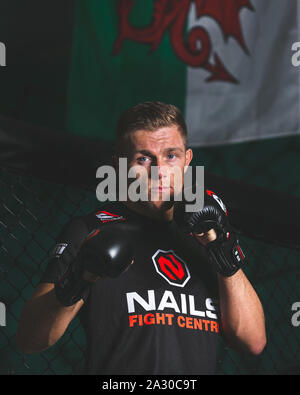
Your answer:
[123,201,174,222]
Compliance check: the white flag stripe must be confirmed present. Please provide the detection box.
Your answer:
[185,0,300,146]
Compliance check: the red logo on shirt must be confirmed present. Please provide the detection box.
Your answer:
[152,250,191,287]
[95,210,125,223]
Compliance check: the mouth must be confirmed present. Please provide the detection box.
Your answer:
[150,186,171,192]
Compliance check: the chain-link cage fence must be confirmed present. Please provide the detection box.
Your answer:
[0,167,99,374]
[0,169,300,374]
[1,165,300,375]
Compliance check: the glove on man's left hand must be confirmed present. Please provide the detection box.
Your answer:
[176,188,246,277]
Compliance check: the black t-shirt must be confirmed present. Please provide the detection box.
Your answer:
[40,202,221,375]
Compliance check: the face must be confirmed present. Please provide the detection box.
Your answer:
[122,125,193,214]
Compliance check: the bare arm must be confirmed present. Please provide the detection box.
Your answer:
[217,270,266,355]
[16,282,84,354]
[15,215,102,354]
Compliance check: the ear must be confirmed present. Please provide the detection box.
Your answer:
[185,148,193,167]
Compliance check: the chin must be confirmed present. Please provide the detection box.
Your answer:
[148,199,174,212]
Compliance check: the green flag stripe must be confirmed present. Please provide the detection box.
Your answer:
[66,0,187,142]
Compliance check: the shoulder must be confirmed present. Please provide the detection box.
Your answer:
[52,202,137,255]
[92,202,129,224]
[63,202,127,231]
[81,201,132,230]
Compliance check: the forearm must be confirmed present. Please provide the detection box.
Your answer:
[217,269,266,355]
[16,284,83,354]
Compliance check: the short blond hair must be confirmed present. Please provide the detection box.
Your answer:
[115,101,187,155]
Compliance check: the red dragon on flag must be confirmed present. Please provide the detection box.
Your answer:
[113,0,254,83]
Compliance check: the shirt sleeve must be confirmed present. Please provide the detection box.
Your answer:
[39,217,90,284]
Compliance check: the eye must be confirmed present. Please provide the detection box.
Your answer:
[167,153,176,160]
[137,156,150,164]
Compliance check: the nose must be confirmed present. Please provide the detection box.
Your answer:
[150,157,166,181]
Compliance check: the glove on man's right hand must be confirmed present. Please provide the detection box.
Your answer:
[54,222,137,306]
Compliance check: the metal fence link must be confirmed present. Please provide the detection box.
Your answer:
[1,167,299,375]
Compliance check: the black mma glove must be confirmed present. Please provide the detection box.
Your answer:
[177,188,246,277]
[55,222,137,306]
[54,244,90,308]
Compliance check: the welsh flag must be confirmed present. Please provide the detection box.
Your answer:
[0,0,299,190]
[67,0,299,148]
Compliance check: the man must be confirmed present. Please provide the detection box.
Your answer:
[16,102,266,375]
